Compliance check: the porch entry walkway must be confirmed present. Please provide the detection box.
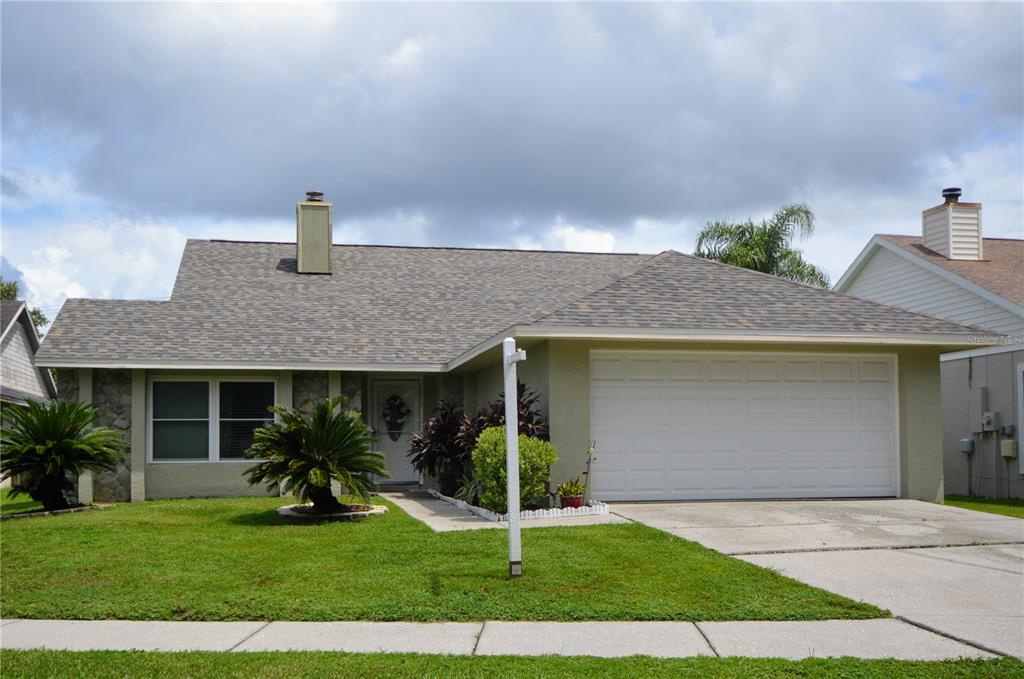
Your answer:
[0,618,996,660]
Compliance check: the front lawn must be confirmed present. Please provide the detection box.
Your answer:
[3,650,1020,679]
[0,488,41,516]
[0,496,883,622]
[946,495,1024,520]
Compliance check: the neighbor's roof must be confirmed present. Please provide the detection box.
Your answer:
[1,299,27,338]
[37,239,990,369]
[881,235,1024,308]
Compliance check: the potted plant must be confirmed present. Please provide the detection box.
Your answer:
[555,476,587,508]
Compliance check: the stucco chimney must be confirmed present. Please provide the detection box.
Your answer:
[921,187,982,260]
[296,191,332,274]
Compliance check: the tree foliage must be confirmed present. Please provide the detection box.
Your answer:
[245,396,388,514]
[0,400,126,511]
[693,204,830,287]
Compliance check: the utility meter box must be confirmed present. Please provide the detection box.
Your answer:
[960,438,975,455]
[1001,439,1019,460]
[981,411,997,433]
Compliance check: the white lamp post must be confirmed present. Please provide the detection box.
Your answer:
[503,337,526,578]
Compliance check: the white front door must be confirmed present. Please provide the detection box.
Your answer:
[369,378,421,484]
[589,351,899,501]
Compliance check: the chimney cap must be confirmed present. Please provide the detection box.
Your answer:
[305,190,325,202]
[942,187,962,203]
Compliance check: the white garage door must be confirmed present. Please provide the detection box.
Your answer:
[589,351,899,501]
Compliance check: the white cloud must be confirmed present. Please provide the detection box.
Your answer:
[383,37,429,74]
[4,219,188,322]
[1,2,1020,308]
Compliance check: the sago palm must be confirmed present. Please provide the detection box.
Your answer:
[0,400,126,511]
[244,396,388,513]
[694,203,830,287]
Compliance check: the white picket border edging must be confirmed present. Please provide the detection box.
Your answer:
[427,488,609,523]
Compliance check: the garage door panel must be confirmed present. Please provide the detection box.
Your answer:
[668,359,703,381]
[747,359,781,381]
[860,360,892,382]
[590,351,898,501]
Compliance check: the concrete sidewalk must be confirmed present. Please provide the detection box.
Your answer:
[0,618,995,659]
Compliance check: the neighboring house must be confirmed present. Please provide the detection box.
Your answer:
[1,299,57,408]
[36,192,994,504]
[835,188,1023,498]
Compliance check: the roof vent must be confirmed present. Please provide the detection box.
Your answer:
[942,187,962,203]
[296,191,332,274]
[922,188,982,261]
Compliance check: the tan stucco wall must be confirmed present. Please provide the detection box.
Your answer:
[146,462,276,499]
[897,347,944,501]
[465,339,948,500]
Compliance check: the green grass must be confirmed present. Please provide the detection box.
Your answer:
[1,650,1019,679]
[0,487,41,516]
[946,495,1024,520]
[0,495,883,622]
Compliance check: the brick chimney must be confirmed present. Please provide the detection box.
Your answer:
[296,191,332,274]
[921,187,983,260]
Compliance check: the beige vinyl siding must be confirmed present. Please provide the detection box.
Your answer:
[922,206,950,256]
[949,205,983,260]
[844,248,1024,336]
[1,321,51,400]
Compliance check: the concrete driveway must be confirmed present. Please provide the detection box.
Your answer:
[612,499,1024,658]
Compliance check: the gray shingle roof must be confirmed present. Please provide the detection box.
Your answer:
[38,241,649,366]
[37,240,987,368]
[531,250,986,335]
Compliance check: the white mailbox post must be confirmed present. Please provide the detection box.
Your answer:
[503,337,526,578]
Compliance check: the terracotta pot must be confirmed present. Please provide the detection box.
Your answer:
[560,494,584,509]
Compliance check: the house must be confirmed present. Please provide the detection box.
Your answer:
[835,188,1023,498]
[1,299,57,408]
[35,192,995,504]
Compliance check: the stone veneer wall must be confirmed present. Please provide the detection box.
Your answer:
[292,371,363,415]
[293,371,329,415]
[340,373,363,413]
[53,369,79,402]
[92,369,133,502]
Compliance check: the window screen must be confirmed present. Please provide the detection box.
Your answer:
[152,382,209,461]
[219,382,274,459]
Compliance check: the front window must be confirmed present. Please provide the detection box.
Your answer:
[152,381,210,461]
[219,382,275,459]
[150,379,275,462]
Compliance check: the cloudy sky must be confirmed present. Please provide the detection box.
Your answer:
[2,2,1021,325]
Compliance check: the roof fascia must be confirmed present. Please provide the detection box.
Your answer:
[833,236,885,292]
[34,359,448,372]
[445,324,998,371]
[940,343,1024,361]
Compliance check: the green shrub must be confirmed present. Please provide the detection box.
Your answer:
[245,396,388,514]
[472,426,558,514]
[0,399,125,511]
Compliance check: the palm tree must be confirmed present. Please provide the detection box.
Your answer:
[1,400,126,511]
[693,204,830,287]
[244,396,388,514]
